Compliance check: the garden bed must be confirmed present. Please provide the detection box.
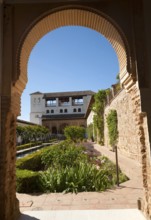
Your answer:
[16,140,128,193]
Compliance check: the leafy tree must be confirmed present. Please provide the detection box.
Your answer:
[16,126,25,137]
[16,125,49,144]
[64,126,85,142]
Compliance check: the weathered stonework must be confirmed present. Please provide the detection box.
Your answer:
[139,113,151,219]
[104,82,151,219]
[104,84,143,162]
[0,97,20,220]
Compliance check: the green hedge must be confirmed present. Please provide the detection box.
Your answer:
[16,169,43,193]
[17,141,42,151]
[16,144,57,193]
[16,150,45,171]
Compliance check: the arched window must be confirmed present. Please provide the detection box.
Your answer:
[51,109,54,113]
[78,108,81,112]
[46,110,49,113]
[73,108,77,112]
[64,109,68,113]
[60,109,63,113]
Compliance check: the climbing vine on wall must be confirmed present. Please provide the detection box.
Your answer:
[106,109,118,146]
[86,123,93,140]
[92,90,107,144]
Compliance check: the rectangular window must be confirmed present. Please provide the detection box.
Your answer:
[72,96,83,105]
[46,98,56,107]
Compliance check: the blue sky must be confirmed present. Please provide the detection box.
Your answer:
[18,26,119,121]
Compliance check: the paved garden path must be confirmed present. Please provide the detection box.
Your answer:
[17,142,145,219]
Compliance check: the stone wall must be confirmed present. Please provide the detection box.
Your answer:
[140,113,151,218]
[104,83,151,219]
[104,87,142,162]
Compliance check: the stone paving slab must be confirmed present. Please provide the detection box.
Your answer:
[19,209,146,220]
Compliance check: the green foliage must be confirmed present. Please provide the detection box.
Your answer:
[16,169,43,193]
[92,90,107,144]
[48,138,57,143]
[106,110,118,146]
[86,123,94,140]
[99,156,128,184]
[40,156,128,193]
[40,162,113,193]
[16,150,45,171]
[16,141,128,193]
[41,141,87,169]
[64,126,85,142]
[93,90,107,114]
[116,73,120,81]
[115,83,121,92]
[16,125,49,144]
[105,88,111,96]
[16,126,25,137]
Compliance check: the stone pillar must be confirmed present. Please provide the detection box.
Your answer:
[0,1,2,140]
[0,99,20,220]
[69,97,72,106]
[0,92,21,220]
[0,4,20,220]
[122,71,151,218]
[132,1,151,217]
[0,0,3,216]
[56,98,59,107]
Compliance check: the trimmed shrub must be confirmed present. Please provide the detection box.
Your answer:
[16,151,45,171]
[64,126,85,142]
[16,169,43,193]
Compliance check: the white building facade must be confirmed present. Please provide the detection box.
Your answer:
[30,91,95,134]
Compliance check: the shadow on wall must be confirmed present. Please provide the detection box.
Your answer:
[19,214,40,220]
